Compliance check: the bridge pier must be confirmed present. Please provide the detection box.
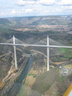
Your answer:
[13,35,18,69]
[47,35,49,71]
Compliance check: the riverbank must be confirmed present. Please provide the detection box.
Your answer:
[0,56,29,96]
[6,55,33,96]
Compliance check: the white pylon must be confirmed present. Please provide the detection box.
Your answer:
[13,35,18,69]
[47,35,49,71]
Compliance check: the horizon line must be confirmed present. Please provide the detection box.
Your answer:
[0,14,72,19]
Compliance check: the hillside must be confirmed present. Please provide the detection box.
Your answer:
[0,16,72,45]
[17,68,72,96]
[0,16,72,33]
[0,16,72,96]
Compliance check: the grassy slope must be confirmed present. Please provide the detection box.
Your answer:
[17,68,72,96]
[31,68,59,94]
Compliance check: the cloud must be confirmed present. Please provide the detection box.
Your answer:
[21,9,33,13]
[11,9,16,14]
[11,8,33,14]
[61,6,72,13]
[18,0,36,5]
[18,0,56,6]
[62,6,72,9]
[18,0,72,6]
[39,0,56,5]
[57,0,72,5]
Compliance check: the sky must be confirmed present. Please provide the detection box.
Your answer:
[0,0,72,18]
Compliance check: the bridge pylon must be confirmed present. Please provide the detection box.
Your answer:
[13,35,18,69]
[47,35,49,71]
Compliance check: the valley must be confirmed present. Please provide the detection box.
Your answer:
[0,15,72,96]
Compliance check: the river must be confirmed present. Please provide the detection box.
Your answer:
[6,55,33,96]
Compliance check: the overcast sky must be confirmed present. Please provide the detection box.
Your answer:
[0,0,72,18]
